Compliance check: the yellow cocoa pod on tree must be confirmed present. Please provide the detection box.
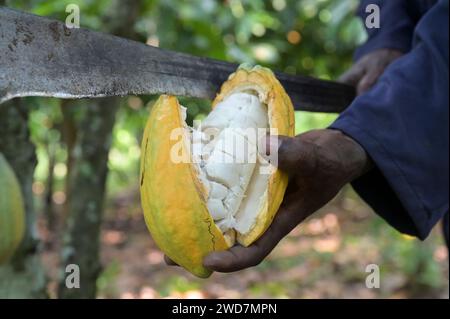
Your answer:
[0,153,25,264]
[140,65,295,277]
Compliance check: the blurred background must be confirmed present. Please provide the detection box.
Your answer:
[0,0,448,298]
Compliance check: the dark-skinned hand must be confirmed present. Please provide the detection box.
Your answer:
[339,48,403,95]
[166,129,372,273]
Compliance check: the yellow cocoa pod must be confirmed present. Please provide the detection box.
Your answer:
[140,65,295,277]
[0,153,25,264]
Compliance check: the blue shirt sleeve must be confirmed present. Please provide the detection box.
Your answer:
[355,0,436,59]
[330,0,449,239]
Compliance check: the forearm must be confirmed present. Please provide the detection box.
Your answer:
[331,0,449,239]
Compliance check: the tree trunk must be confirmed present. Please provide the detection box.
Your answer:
[57,0,143,298]
[57,98,121,298]
[60,101,78,222]
[0,99,47,298]
[43,140,56,230]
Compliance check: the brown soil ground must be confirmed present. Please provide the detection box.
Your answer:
[39,187,449,299]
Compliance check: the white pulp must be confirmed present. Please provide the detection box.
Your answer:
[189,92,270,236]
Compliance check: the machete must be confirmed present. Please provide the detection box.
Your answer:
[0,7,355,112]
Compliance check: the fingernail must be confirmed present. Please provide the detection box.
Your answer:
[258,135,281,164]
[203,254,218,269]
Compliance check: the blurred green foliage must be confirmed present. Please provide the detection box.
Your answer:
[158,276,202,297]
[96,260,121,297]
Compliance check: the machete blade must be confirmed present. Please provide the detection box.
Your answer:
[0,7,355,112]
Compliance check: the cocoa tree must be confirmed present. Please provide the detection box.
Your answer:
[0,99,47,298]
[57,0,143,298]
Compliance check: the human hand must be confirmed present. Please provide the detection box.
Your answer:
[166,129,371,272]
[339,48,403,95]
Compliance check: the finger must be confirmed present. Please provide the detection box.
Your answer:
[338,64,365,86]
[203,226,279,272]
[164,255,179,266]
[203,245,264,273]
[262,135,317,176]
[357,68,383,95]
[284,180,298,195]
[203,199,301,272]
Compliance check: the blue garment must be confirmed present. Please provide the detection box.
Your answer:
[354,0,437,59]
[330,0,449,240]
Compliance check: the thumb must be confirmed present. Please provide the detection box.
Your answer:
[338,64,365,86]
[356,68,383,95]
[258,135,317,175]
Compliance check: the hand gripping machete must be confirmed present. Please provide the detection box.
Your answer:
[0,7,355,112]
